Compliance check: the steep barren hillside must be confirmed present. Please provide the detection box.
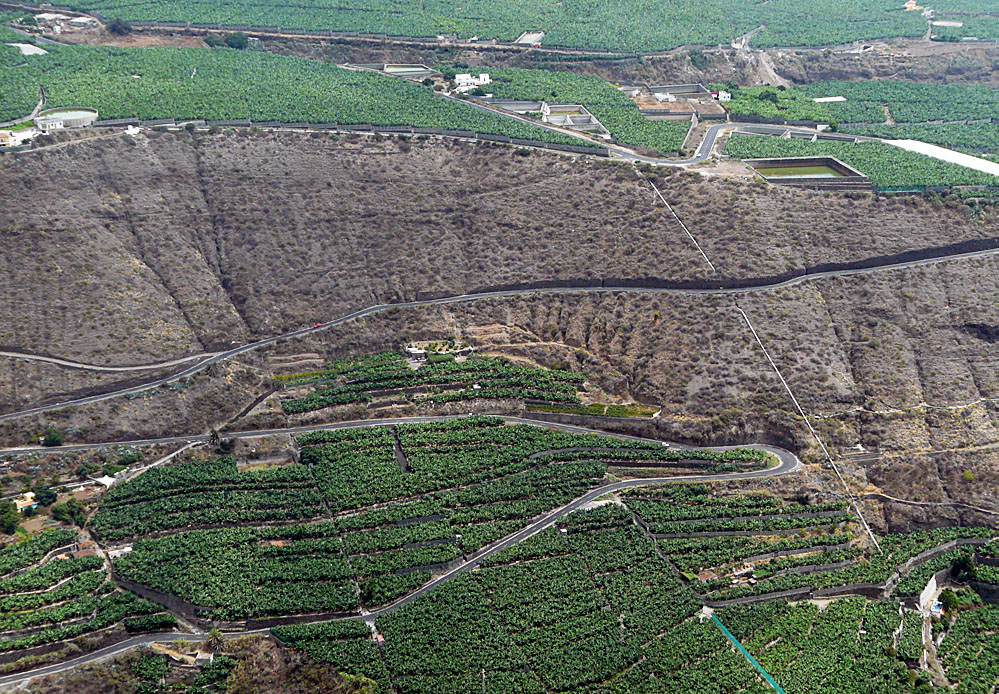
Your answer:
[1,131,997,529]
[2,130,995,365]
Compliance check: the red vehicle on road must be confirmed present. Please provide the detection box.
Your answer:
[313,323,323,328]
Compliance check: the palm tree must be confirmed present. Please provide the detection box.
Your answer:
[206,627,225,652]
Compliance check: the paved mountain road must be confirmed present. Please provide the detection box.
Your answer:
[0,414,798,459]
[0,416,800,689]
[2,242,998,425]
[0,350,218,372]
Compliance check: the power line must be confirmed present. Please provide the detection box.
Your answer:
[646,177,717,273]
[735,305,883,554]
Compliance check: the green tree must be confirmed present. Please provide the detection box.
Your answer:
[224,32,249,49]
[32,487,57,507]
[51,499,87,527]
[76,461,99,478]
[41,428,64,447]
[0,500,20,534]
[204,33,225,47]
[206,627,226,652]
[939,588,959,613]
[687,49,708,70]
[951,554,977,582]
[107,17,131,35]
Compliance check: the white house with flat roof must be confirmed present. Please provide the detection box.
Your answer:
[454,73,491,93]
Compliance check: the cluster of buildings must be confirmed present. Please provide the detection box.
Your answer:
[29,12,97,35]
[620,83,729,122]
[453,72,492,94]
[1,107,99,149]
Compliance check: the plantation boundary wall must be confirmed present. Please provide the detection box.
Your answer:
[654,525,849,540]
[652,510,848,525]
[702,538,995,607]
[243,609,358,631]
[740,540,855,563]
[90,118,610,156]
[900,538,988,574]
[0,622,126,666]
[731,114,826,128]
[704,587,811,607]
[762,559,857,580]
[114,577,211,621]
[395,556,464,575]
[969,580,999,604]
[434,235,999,298]
[4,544,77,578]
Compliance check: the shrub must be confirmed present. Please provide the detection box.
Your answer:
[107,17,131,35]
[41,429,63,447]
[224,32,249,49]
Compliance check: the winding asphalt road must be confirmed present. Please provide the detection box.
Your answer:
[0,414,792,456]
[0,416,800,688]
[0,350,218,372]
[3,242,999,425]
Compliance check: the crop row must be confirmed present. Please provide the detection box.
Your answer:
[109,455,605,616]
[0,590,164,653]
[0,570,106,613]
[697,527,994,600]
[648,513,852,535]
[0,43,590,148]
[93,487,327,541]
[281,356,584,414]
[93,455,330,539]
[841,123,999,154]
[624,491,846,523]
[936,605,999,694]
[725,134,999,188]
[113,525,360,620]
[276,351,405,387]
[0,530,77,577]
[893,548,967,596]
[45,0,928,52]
[102,456,315,505]
[977,563,999,584]
[304,420,621,512]
[0,555,103,596]
[480,67,690,155]
[719,597,910,694]
[797,80,999,125]
[658,532,856,573]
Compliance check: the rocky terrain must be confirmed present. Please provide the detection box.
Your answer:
[236,35,999,87]
[1,131,997,531]
[2,130,994,365]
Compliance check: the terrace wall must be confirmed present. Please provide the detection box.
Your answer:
[91,119,611,157]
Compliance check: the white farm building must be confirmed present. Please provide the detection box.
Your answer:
[454,73,491,93]
[35,107,98,132]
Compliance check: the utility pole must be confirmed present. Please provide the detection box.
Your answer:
[481,668,485,694]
